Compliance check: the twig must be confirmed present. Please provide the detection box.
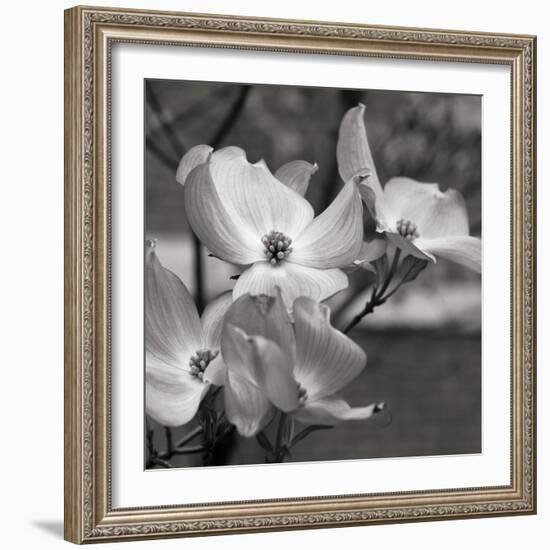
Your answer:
[381,262,420,302]
[378,248,401,297]
[149,456,174,469]
[193,233,205,312]
[146,88,228,146]
[191,85,251,312]
[175,425,204,448]
[145,136,178,170]
[145,80,187,161]
[144,87,252,465]
[268,411,289,463]
[164,427,174,455]
[209,86,251,147]
[342,247,406,334]
[342,249,428,334]
[170,445,206,455]
[342,286,382,334]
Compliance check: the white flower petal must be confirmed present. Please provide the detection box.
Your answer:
[221,325,281,435]
[293,297,366,401]
[201,290,233,349]
[383,177,470,238]
[202,354,227,386]
[145,353,207,427]
[145,241,202,367]
[221,324,258,385]
[233,261,349,311]
[354,237,388,271]
[275,160,318,196]
[290,177,364,268]
[248,335,299,413]
[224,371,273,437]
[209,146,314,238]
[385,232,434,262]
[416,235,481,273]
[176,144,213,186]
[292,396,380,426]
[184,163,264,265]
[357,177,396,231]
[222,288,295,356]
[337,104,384,197]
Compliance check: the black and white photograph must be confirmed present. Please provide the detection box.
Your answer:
[144,80,482,469]
[2,0,542,547]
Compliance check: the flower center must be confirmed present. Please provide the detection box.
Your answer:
[188,348,219,381]
[261,230,293,265]
[297,383,308,407]
[396,218,420,241]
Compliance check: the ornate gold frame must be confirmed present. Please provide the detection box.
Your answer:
[64,5,537,544]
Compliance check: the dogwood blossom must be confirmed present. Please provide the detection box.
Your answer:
[177,145,367,308]
[337,104,481,273]
[219,290,382,436]
[145,240,231,427]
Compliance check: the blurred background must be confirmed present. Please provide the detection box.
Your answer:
[145,79,482,467]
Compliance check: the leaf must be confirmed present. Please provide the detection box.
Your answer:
[372,254,388,288]
[255,432,273,452]
[399,256,429,284]
[290,424,334,447]
[284,417,295,445]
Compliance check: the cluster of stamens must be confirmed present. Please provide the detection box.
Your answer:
[188,348,219,381]
[396,218,420,241]
[261,230,293,265]
[297,383,308,407]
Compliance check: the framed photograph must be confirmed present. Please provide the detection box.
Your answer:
[64,5,537,544]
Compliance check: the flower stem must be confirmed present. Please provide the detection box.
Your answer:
[343,285,380,334]
[175,425,204,448]
[342,248,404,334]
[275,412,287,451]
[149,456,174,469]
[382,259,425,302]
[193,233,205,312]
[197,387,235,466]
[265,411,290,463]
[145,418,156,467]
[171,445,206,455]
[149,388,234,467]
[378,248,401,296]
[164,426,174,455]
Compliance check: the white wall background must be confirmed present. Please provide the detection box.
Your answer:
[0,0,546,548]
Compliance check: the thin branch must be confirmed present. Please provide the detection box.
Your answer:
[145,80,187,160]
[170,445,206,455]
[165,427,174,455]
[342,247,404,334]
[175,425,204,448]
[377,248,401,298]
[209,86,251,147]
[145,136,178,171]
[193,233,205,312]
[382,262,420,302]
[146,88,227,145]
[191,85,251,312]
[342,286,382,334]
[149,456,174,469]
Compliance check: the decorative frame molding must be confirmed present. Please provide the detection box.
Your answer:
[64,5,536,544]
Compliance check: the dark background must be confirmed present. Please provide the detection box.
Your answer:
[145,79,482,467]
